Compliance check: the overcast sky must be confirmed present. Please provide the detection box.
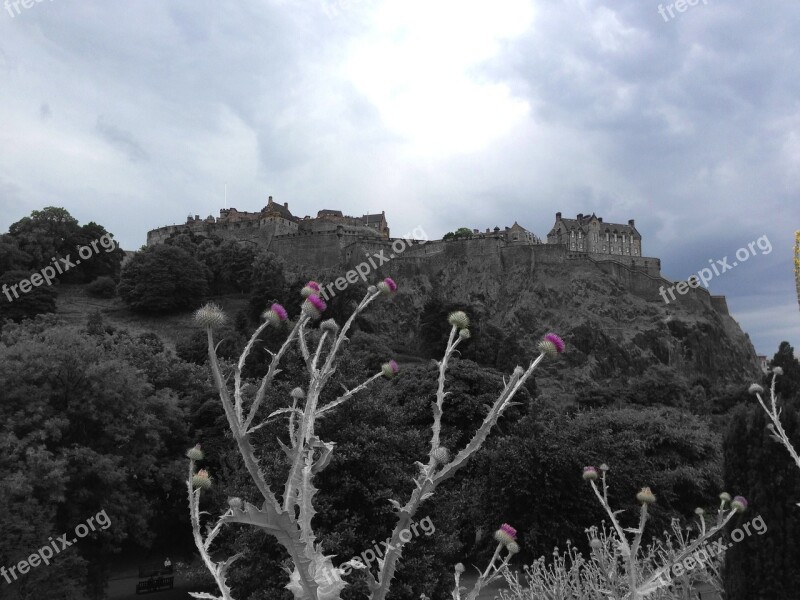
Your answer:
[0,0,798,357]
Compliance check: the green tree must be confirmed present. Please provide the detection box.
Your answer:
[118,245,209,312]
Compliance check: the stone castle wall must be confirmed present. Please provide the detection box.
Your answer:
[145,218,730,315]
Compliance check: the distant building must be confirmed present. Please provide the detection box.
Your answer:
[547,212,642,257]
[757,355,769,373]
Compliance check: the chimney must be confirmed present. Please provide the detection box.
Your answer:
[628,219,635,227]
[598,217,603,223]
[284,202,289,209]
[486,228,490,233]
[556,212,561,219]
[195,215,199,220]
[577,213,583,220]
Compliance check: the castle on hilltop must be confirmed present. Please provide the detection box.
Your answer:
[144,198,729,315]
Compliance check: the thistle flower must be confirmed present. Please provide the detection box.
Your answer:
[377,277,398,295]
[719,492,732,503]
[194,304,227,329]
[382,360,399,379]
[636,487,656,505]
[454,563,465,574]
[302,295,327,319]
[538,333,565,357]
[773,366,784,376]
[301,281,321,298]
[583,466,598,481]
[432,447,451,465]
[494,523,517,546]
[459,329,471,340]
[749,383,764,395]
[186,444,204,461]
[448,311,469,330]
[731,496,748,513]
[228,497,243,510]
[192,469,212,490]
[291,387,305,399]
[321,318,339,333]
[263,303,288,326]
[506,541,520,554]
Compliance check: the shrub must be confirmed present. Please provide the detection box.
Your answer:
[86,276,117,298]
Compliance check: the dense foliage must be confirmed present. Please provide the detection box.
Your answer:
[0,314,212,598]
[723,342,800,600]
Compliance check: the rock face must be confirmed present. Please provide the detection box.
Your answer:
[318,238,759,393]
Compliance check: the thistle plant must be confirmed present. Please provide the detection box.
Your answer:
[749,369,800,488]
[500,466,744,600]
[186,282,565,600]
[451,524,520,600]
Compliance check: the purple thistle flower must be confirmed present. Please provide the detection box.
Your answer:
[382,360,399,378]
[500,523,517,539]
[544,333,565,353]
[271,303,288,321]
[731,496,748,513]
[302,294,327,319]
[583,466,598,481]
[383,277,397,292]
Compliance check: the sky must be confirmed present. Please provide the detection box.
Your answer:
[0,0,798,356]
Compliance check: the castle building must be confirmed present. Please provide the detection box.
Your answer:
[547,212,642,257]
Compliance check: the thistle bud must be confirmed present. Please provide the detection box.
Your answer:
[186,444,204,461]
[301,281,321,298]
[583,466,598,481]
[599,463,610,472]
[192,469,212,490]
[448,311,469,330]
[194,304,227,329]
[377,277,397,295]
[636,487,656,505]
[321,319,339,333]
[589,538,602,550]
[382,360,399,379]
[291,387,305,399]
[302,295,327,320]
[731,496,748,513]
[694,507,705,516]
[773,366,783,375]
[506,541,520,554]
[459,329,471,340]
[494,523,517,546]
[228,497,243,510]
[432,447,451,465]
[538,333,565,358]
[719,492,732,503]
[513,366,525,377]
[368,285,378,294]
[454,563,465,574]
[263,303,288,326]
[748,383,764,395]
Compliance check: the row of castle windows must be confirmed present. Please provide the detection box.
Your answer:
[571,231,633,242]
[570,242,639,255]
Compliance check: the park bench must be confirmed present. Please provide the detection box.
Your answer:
[135,576,174,594]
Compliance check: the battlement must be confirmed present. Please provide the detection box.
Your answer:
[143,200,731,317]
